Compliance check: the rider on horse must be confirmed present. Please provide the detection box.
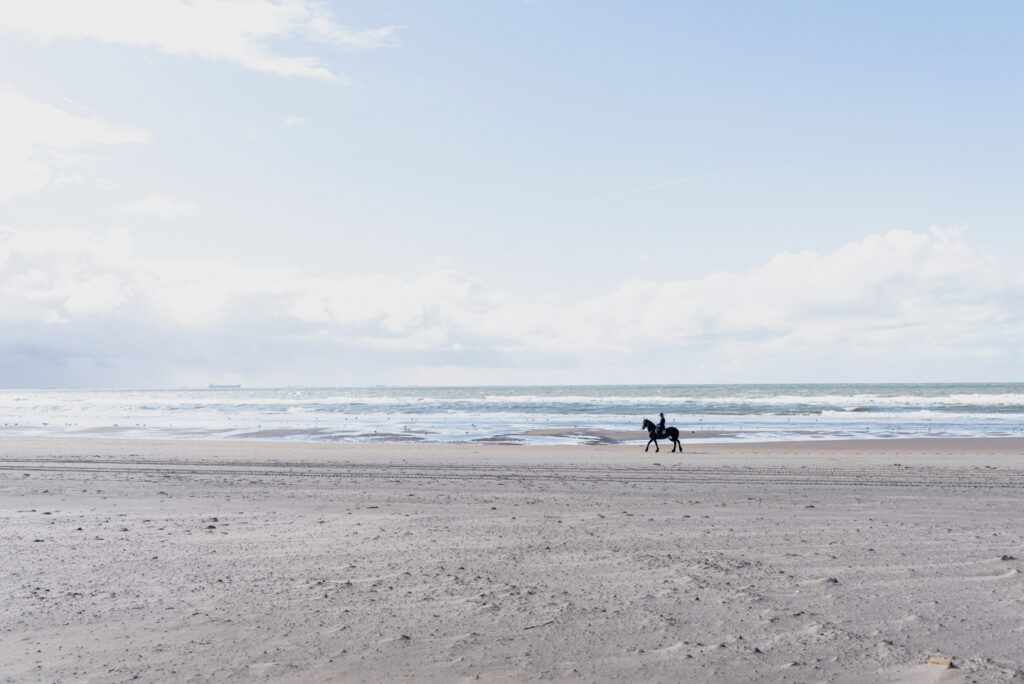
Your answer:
[643,413,681,453]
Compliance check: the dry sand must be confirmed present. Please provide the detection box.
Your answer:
[2,437,1023,682]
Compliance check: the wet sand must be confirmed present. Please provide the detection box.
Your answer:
[2,437,1023,682]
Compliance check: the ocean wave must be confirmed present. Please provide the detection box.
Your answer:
[2,386,1023,446]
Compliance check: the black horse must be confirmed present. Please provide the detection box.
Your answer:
[642,418,682,453]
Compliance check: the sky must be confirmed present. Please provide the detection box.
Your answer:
[1,0,1022,388]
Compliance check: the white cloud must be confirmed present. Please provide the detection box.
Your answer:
[114,194,196,219]
[0,225,1021,384]
[0,88,150,202]
[285,115,308,127]
[544,227,1022,359]
[0,0,401,82]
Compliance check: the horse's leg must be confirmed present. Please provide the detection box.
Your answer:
[654,439,659,453]
[645,438,651,452]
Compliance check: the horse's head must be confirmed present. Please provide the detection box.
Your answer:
[642,418,652,430]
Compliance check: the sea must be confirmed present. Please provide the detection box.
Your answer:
[0,384,1022,445]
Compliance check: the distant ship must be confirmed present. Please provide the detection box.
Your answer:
[208,384,241,389]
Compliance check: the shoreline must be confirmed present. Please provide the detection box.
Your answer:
[3,427,1024,449]
[3,433,1024,460]
[2,436,1023,681]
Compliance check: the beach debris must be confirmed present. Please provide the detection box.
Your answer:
[1000,554,1017,561]
[928,656,952,668]
[523,620,554,630]
[805,577,839,586]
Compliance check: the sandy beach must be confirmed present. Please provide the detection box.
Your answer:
[2,437,1023,682]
